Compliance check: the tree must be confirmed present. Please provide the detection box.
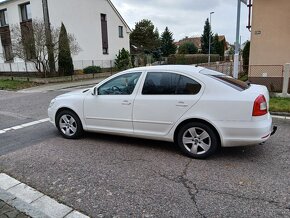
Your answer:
[201,18,213,54]
[58,23,74,76]
[212,34,225,60]
[115,48,132,71]
[130,19,160,54]
[160,27,177,57]
[10,19,80,78]
[178,42,198,54]
[242,41,251,73]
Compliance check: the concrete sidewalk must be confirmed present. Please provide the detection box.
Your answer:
[18,78,106,93]
[0,174,89,218]
[0,200,29,218]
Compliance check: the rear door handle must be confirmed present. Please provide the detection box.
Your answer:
[176,101,188,107]
[122,100,132,106]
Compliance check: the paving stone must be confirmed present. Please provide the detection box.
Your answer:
[5,209,21,217]
[0,204,14,214]
[31,196,72,218]
[7,184,43,204]
[65,210,90,218]
[0,174,20,190]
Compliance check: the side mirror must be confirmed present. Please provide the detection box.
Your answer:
[91,87,98,96]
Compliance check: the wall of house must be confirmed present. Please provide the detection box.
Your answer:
[0,0,43,63]
[48,0,130,62]
[249,0,290,76]
[0,0,130,64]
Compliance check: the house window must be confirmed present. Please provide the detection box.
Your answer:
[101,13,108,54]
[118,26,123,38]
[0,9,8,27]
[20,2,32,22]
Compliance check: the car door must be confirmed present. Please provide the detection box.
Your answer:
[133,71,204,136]
[84,72,142,134]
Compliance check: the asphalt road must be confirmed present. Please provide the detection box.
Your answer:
[0,89,289,218]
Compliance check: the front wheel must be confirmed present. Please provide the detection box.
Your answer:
[56,110,83,139]
[177,122,218,159]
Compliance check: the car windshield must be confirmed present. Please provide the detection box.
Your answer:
[209,75,250,91]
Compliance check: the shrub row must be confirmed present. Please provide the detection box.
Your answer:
[83,66,102,74]
[168,54,220,65]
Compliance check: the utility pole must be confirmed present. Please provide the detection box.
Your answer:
[42,0,55,74]
[208,12,214,64]
[234,0,247,79]
[233,0,241,79]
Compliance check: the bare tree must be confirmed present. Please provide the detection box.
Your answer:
[10,19,81,77]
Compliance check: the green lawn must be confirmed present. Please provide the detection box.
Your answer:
[270,97,290,113]
[0,79,38,90]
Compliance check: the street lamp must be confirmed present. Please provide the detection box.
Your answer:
[208,11,214,65]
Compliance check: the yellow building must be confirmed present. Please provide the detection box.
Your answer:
[249,0,290,92]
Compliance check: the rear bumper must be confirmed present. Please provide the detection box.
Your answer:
[217,115,273,147]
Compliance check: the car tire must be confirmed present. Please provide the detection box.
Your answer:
[56,110,83,139]
[177,122,218,159]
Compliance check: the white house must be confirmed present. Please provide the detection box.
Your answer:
[0,0,131,68]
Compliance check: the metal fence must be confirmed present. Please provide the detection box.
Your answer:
[248,65,284,93]
[198,62,285,93]
[0,60,115,77]
[197,62,246,77]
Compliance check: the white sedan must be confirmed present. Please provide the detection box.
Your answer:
[48,65,276,159]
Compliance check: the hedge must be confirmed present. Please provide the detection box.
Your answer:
[83,66,102,74]
[168,54,220,65]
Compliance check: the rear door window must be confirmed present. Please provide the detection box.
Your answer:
[142,72,201,95]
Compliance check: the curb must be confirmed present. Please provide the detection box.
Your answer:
[271,112,290,117]
[0,173,89,218]
[0,188,49,218]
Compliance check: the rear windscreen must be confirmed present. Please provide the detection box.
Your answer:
[210,75,250,91]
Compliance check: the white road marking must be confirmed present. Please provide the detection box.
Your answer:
[0,118,49,135]
[272,115,290,120]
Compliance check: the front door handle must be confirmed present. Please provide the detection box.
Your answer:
[122,100,132,106]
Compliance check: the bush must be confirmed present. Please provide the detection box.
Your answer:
[178,42,198,54]
[83,66,102,74]
[168,54,220,65]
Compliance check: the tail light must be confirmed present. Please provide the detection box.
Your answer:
[252,95,268,116]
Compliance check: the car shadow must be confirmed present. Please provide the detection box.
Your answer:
[83,131,181,155]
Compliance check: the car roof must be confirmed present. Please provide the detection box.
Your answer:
[126,65,224,76]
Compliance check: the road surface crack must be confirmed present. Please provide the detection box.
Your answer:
[157,160,206,218]
[199,187,288,210]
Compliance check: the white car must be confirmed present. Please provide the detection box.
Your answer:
[48,65,276,159]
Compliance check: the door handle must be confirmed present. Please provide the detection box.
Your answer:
[176,101,188,107]
[122,100,131,105]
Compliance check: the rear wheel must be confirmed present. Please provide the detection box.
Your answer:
[56,110,83,139]
[177,122,218,159]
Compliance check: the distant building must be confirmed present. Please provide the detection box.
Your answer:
[0,0,131,64]
[175,35,228,55]
[249,0,290,91]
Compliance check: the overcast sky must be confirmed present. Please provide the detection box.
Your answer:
[111,0,250,44]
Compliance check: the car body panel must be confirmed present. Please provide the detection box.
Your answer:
[48,65,273,148]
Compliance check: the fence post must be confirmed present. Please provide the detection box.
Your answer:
[9,63,13,80]
[282,64,290,96]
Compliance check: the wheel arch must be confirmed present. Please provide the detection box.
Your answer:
[174,118,222,147]
[55,107,83,128]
